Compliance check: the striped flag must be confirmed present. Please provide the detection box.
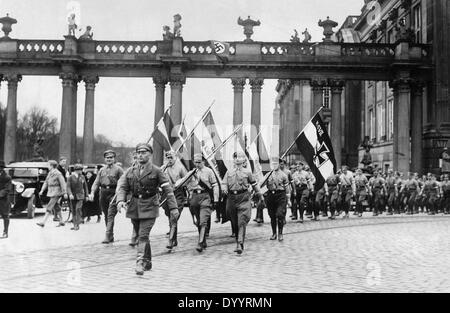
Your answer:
[152,111,172,152]
[294,112,337,190]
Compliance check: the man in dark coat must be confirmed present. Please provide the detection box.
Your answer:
[116,143,178,276]
[0,160,12,238]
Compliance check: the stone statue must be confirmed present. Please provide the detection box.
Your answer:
[79,26,93,40]
[67,13,77,36]
[237,16,261,42]
[290,29,300,43]
[395,18,415,43]
[302,28,312,43]
[173,14,182,37]
[163,25,174,40]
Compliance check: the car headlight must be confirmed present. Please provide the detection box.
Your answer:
[38,169,44,175]
[15,182,25,193]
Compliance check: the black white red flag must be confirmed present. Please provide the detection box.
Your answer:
[294,112,337,190]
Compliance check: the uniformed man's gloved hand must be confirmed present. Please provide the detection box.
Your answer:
[170,208,179,220]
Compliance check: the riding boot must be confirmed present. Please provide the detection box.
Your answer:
[277,219,284,241]
[196,225,206,252]
[270,219,277,240]
[2,218,9,237]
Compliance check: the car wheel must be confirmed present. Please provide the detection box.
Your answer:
[27,195,36,219]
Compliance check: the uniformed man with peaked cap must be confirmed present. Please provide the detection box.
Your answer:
[185,153,219,253]
[116,143,178,275]
[223,151,263,254]
[89,149,124,243]
[162,150,187,250]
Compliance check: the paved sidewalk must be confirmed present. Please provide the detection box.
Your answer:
[1,211,450,293]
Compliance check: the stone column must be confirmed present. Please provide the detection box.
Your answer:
[310,79,325,116]
[169,74,185,127]
[411,80,424,174]
[153,76,167,166]
[3,74,22,164]
[249,78,264,147]
[82,75,99,164]
[59,72,78,165]
[71,78,80,163]
[390,78,412,173]
[330,79,345,169]
[231,78,246,142]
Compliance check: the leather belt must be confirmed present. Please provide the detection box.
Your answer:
[101,185,116,190]
[296,184,307,188]
[193,190,207,194]
[230,190,247,195]
[133,193,156,199]
[268,190,284,195]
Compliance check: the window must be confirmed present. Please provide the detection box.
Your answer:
[369,108,375,141]
[413,4,422,43]
[377,102,386,141]
[387,98,394,141]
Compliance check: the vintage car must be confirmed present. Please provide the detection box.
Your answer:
[6,161,50,218]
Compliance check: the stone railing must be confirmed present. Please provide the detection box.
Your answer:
[340,43,396,57]
[182,41,236,55]
[95,41,160,55]
[261,42,315,56]
[17,40,64,55]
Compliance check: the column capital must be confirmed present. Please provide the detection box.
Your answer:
[169,73,186,88]
[389,77,412,93]
[3,73,22,87]
[249,78,264,91]
[310,77,327,91]
[59,72,80,87]
[231,78,246,91]
[83,75,99,90]
[328,78,345,93]
[411,79,426,96]
[153,76,168,89]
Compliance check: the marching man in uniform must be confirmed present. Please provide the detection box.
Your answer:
[116,143,179,275]
[89,150,124,243]
[339,165,355,219]
[223,152,264,254]
[354,168,369,217]
[185,153,219,253]
[162,150,187,251]
[263,157,290,241]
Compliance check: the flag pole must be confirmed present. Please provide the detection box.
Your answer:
[206,124,243,160]
[146,103,174,144]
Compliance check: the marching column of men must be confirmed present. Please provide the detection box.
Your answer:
[17,141,450,276]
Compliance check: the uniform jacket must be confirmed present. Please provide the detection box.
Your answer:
[186,166,219,201]
[116,161,177,219]
[41,169,66,197]
[266,169,289,191]
[222,166,256,192]
[92,164,124,193]
[67,173,89,201]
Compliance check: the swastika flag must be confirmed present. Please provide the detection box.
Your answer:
[210,40,230,63]
[294,112,337,190]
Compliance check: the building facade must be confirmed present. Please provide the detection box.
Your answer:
[276,0,450,175]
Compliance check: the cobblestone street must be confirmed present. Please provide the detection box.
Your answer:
[1,209,450,293]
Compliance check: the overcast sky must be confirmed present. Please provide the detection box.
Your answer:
[0,0,363,147]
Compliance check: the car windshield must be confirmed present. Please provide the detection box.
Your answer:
[9,168,42,177]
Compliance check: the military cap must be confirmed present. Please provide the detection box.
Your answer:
[73,163,83,171]
[193,153,205,162]
[135,143,153,153]
[0,160,5,168]
[356,168,362,173]
[103,150,116,158]
[165,150,176,158]
[279,158,287,164]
